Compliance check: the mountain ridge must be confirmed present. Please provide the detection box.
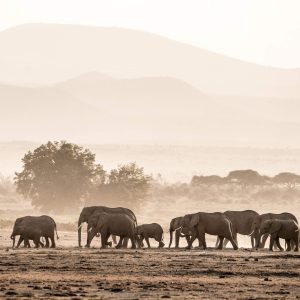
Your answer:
[0,23,299,98]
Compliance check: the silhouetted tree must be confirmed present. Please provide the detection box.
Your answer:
[226,169,265,186]
[272,172,300,189]
[15,141,105,212]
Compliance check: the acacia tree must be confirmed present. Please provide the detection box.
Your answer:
[272,172,300,189]
[15,141,105,212]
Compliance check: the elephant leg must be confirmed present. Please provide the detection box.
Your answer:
[139,236,145,248]
[16,236,24,248]
[217,236,224,250]
[100,230,108,249]
[223,238,230,248]
[197,237,202,248]
[130,236,136,249]
[224,232,238,250]
[251,235,255,248]
[103,233,111,248]
[145,237,151,248]
[286,239,292,251]
[44,237,49,248]
[260,233,269,248]
[122,238,129,248]
[215,236,220,248]
[175,230,180,248]
[116,237,124,249]
[26,239,31,248]
[186,229,199,250]
[232,231,238,247]
[199,233,207,250]
[269,235,275,251]
[155,234,164,248]
[275,237,284,251]
[50,235,56,248]
[34,238,40,248]
[293,236,299,252]
[112,235,117,245]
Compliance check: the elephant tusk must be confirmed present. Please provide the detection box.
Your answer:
[248,230,254,236]
[78,224,83,230]
[88,227,93,233]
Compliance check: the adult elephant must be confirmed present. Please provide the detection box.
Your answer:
[251,212,298,249]
[78,206,137,247]
[215,210,259,248]
[168,216,190,248]
[11,215,58,248]
[87,212,136,249]
[182,212,238,250]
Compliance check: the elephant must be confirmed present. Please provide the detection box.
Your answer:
[259,219,299,251]
[181,212,238,250]
[78,206,137,247]
[169,216,203,248]
[215,210,259,248]
[11,215,58,248]
[251,212,298,249]
[136,223,165,248]
[169,217,189,248]
[16,226,43,248]
[86,213,117,248]
[87,212,136,249]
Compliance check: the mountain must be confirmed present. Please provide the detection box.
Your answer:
[1,75,300,146]
[0,23,299,98]
[56,74,207,112]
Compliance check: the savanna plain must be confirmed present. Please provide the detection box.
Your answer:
[1,145,300,299]
[0,243,299,299]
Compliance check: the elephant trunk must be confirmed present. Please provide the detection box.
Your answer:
[255,231,262,249]
[11,235,15,248]
[168,229,173,248]
[78,217,83,247]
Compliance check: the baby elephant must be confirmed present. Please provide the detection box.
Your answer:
[136,223,165,248]
[260,219,299,252]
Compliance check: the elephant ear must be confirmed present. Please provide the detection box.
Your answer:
[190,214,200,228]
[269,221,281,234]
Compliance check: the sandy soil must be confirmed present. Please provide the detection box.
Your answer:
[0,247,299,299]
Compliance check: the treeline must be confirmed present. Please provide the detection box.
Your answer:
[191,170,300,188]
[1,141,300,214]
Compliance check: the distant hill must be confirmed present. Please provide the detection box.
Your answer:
[56,74,207,112]
[0,23,299,98]
[0,74,300,146]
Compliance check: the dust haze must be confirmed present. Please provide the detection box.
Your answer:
[0,20,300,299]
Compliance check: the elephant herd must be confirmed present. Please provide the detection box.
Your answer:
[10,207,299,252]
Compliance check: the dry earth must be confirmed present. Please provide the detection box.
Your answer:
[0,247,299,299]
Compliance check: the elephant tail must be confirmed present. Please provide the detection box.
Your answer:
[228,219,235,238]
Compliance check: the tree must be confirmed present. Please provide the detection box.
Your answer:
[15,141,105,212]
[272,172,300,189]
[88,162,152,207]
[226,169,265,186]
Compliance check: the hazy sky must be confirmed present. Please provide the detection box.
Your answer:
[1,0,300,68]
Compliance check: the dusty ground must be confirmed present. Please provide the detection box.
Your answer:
[0,247,299,299]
